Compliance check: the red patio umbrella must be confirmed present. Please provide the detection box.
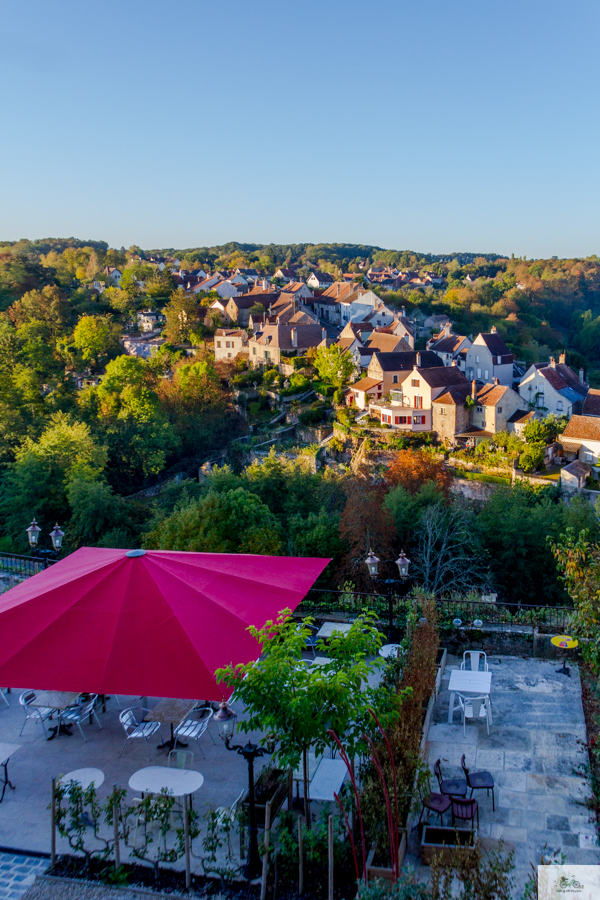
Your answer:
[0,548,329,700]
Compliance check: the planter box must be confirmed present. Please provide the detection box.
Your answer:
[241,773,288,829]
[420,825,475,865]
[366,829,408,884]
[419,693,435,754]
[436,647,447,674]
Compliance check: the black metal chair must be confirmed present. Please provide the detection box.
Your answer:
[451,796,479,829]
[461,753,495,811]
[419,788,451,824]
[434,759,467,798]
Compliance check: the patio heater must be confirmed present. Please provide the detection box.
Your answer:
[26,519,65,568]
[216,700,273,881]
[365,549,411,640]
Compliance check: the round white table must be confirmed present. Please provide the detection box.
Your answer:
[59,768,105,790]
[128,766,204,797]
[379,643,403,659]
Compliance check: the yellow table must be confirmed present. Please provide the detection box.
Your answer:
[551,635,578,676]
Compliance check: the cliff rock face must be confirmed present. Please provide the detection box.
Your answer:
[450,477,499,501]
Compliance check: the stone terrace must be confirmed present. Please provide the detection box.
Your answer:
[407,655,600,892]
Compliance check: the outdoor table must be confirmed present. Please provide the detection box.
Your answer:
[59,767,105,791]
[379,643,402,659]
[128,765,204,798]
[316,622,352,640]
[447,670,492,724]
[0,743,21,803]
[309,758,348,802]
[552,634,579,676]
[145,698,197,751]
[30,691,81,740]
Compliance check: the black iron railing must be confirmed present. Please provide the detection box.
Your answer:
[0,552,57,579]
[298,588,573,633]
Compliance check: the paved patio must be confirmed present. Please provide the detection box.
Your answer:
[406,655,600,892]
[0,691,263,868]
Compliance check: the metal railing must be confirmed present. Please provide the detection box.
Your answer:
[297,588,573,633]
[0,552,57,579]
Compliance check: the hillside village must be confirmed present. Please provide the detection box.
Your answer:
[103,255,600,495]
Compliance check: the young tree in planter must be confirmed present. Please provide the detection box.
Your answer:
[216,611,396,823]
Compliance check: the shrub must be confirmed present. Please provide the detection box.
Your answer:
[519,442,545,473]
[299,406,326,426]
[333,388,344,404]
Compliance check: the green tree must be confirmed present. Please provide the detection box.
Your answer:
[216,611,392,820]
[551,527,600,670]
[523,418,551,444]
[0,412,107,551]
[72,315,117,367]
[67,478,141,549]
[313,344,355,388]
[163,292,202,344]
[143,488,283,554]
[519,442,545,473]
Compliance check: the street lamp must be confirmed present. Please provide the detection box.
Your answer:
[365,549,411,640]
[26,519,65,567]
[217,702,273,881]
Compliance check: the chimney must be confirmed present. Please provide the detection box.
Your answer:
[559,351,566,365]
[491,325,498,334]
[451,359,457,366]
[471,379,477,400]
[494,377,499,385]
[291,327,298,348]
[579,368,586,384]
[401,306,406,318]
[549,357,556,368]
[322,327,327,342]
[444,323,451,337]
[416,351,422,367]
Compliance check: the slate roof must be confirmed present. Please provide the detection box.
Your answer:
[371,350,444,372]
[430,335,467,353]
[507,409,536,424]
[478,332,514,362]
[250,323,324,351]
[538,363,587,400]
[562,415,600,442]
[418,367,469,389]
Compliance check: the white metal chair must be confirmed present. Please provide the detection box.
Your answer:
[59,695,102,741]
[174,707,214,756]
[119,707,163,758]
[19,690,54,736]
[168,749,194,770]
[457,694,490,736]
[305,624,320,659]
[461,650,488,672]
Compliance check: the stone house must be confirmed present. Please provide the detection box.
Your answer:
[307,270,335,290]
[519,354,588,417]
[248,323,326,367]
[367,365,468,431]
[464,328,514,386]
[560,415,600,466]
[427,325,472,370]
[431,384,472,443]
[366,350,444,396]
[214,329,248,361]
[560,460,591,492]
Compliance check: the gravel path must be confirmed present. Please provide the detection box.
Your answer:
[21,877,174,900]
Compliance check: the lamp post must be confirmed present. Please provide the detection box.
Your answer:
[365,549,411,640]
[215,701,272,881]
[26,519,65,568]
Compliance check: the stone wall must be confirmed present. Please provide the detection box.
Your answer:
[432,402,470,444]
[450,476,499,501]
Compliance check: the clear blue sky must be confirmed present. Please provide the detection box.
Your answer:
[1,0,598,258]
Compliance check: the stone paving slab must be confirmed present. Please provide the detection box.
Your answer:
[0,854,48,900]
[406,655,600,898]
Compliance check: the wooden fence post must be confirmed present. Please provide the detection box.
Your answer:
[51,778,56,867]
[183,794,191,890]
[298,815,304,895]
[112,784,120,869]
[328,814,334,900]
[260,799,272,900]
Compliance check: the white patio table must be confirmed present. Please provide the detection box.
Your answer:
[309,758,348,802]
[128,765,204,798]
[447,669,492,724]
[316,622,352,639]
[60,767,105,791]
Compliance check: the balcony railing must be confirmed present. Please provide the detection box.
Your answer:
[0,552,58,579]
[297,588,573,633]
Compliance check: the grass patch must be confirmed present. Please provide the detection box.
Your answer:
[449,468,511,485]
